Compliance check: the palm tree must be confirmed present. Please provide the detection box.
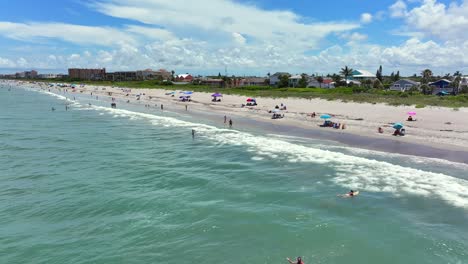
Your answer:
[453,71,463,95]
[421,69,433,84]
[340,66,353,86]
[316,76,324,88]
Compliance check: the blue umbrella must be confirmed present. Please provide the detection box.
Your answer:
[320,114,331,119]
[393,123,404,129]
[183,91,193,95]
[212,93,222,97]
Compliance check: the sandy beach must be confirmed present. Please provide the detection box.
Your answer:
[10,80,468,161]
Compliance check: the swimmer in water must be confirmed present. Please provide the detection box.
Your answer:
[287,257,304,264]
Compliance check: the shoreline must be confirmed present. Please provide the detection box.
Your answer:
[8,80,468,164]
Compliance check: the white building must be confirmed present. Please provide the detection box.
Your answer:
[460,76,468,88]
[350,69,376,81]
[38,74,58,79]
[288,75,302,87]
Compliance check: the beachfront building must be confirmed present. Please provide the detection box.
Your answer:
[38,73,58,79]
[322,78,335,88]
[68,68,106,80]
[24,70,38,79]
[269,72,289,86]
[199,78,224,87]
[349,69,376,81]
[429,79,453,94]
[288,75,302,87]
[307,77,335,88]
[175,74,194,83]
[106,71,138,82]
[389,79,420,92]
[461,76,468,88]
[15,72,26,78]
[136,69,172,81]
[14,70,38,79]
[240,77,267,87]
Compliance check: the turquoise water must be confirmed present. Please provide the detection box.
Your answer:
[1,84,468,264]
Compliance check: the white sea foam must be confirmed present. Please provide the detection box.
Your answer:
[37,89,468,209]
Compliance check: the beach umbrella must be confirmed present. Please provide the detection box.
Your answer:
[407,111,416,116]
[212,93,223,97]
[393,123,404,129]
[247,98,256,102]
[272,109,281,113]
[320,114,331,119]
[183,91,193,95]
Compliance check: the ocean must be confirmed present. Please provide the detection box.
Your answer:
[1,83,468,264]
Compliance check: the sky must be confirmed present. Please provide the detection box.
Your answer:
[0,0,467,76]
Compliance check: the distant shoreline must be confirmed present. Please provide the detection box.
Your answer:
[7,80,468,164]
[3,78,468,108]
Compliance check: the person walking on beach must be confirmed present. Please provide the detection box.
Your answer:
[185,105,188,111]
[192,129,195,139]
[229,119,233,128]
[224,115,227,124]
[161,104,164,110]
[287,257,304,264]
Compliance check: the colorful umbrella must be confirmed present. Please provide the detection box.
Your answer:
[407,111,416,116]
[393,123,404,129]
[212,93,223,97]
[320,114,331,119]
[247,98,256,102]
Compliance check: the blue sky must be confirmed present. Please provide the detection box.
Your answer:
[0,0,466,76]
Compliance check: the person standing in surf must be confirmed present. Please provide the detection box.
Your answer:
[229,119,233,128]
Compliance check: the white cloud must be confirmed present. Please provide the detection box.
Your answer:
[339,32,368,42]
[1,0,467,76]
[0,22,137,47]
[390,0,408,18]
[232,32,246,45]
[125,25,176,41]
[360,13,373,23]
[91,0,359,50]
[0,57,15,68]
[390,0,468,43]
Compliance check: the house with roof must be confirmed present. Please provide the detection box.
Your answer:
[389,79,420,92]
[429,79,453,94]
[349,69,376,81]
[200,78,224,87]
[306,77,334,88]
[288,75,302,87]
[269,72,289,86]
[322,78,335,88]
[240,77,267,87]
[460,76,468,88]
[176,74,193,83]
